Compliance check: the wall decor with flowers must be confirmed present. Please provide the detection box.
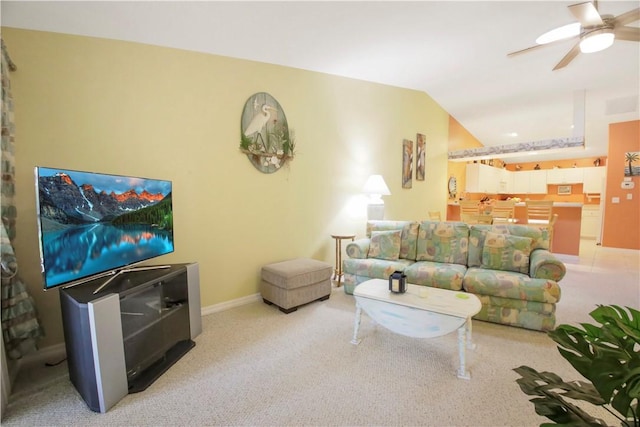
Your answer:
[239,92,295,174]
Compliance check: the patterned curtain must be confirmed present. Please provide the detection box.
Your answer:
[1,39,44,359]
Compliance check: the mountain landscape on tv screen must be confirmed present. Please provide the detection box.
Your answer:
[36,169,175,288]
[38,172,172,230]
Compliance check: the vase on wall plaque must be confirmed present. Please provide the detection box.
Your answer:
[239,92,295,174]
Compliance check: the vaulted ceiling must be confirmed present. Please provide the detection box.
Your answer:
[2,1,639,163]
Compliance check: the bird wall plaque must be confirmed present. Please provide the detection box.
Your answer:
[240,92,295,174]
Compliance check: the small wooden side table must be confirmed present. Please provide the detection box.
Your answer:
[331,234,356,287]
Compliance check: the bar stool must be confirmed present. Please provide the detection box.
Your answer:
[491,200,516,224]
[525,200,553,225]
[459,200,479,223]
[428,211,441,221]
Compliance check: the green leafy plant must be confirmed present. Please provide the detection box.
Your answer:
[514,305,640,426]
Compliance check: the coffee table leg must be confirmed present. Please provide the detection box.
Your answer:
[351,305,362,345]
[457,324,471,380]
[466,316,476,350]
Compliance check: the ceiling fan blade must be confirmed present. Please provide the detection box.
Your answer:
[569,1,603,27]
[536,22,581,44]
[615,26,640,42]
[507,44,547,57]
[612,8,640,27]
[553,42,581,70]
[507,36,578,57]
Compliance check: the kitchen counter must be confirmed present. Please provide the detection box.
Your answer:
[447,201,582,256]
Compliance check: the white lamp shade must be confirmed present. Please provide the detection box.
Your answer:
[362,175,391,200]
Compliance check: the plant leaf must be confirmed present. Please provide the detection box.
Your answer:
[513,366,607,425]
[548,306,640,423]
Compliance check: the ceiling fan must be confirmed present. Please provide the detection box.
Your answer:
[508,1,640,70]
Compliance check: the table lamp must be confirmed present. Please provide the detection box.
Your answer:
[362,174,391,220]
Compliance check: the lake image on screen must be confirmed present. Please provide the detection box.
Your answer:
[36,167,174,288]
[42,223,174,287]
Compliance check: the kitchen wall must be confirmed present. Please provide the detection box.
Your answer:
[2,28,450,347]
[602,120,639,250]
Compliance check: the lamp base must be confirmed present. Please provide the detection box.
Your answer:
[367,203,384,221]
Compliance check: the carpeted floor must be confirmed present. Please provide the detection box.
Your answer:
[3,241,638,426]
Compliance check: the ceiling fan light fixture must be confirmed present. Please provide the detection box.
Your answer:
[579,28,615,53]
[536,22,581,44]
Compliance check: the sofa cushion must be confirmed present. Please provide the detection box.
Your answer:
[468,224,547,268]
[492,223,550,250]
[481,232,532,274]
[415,221,469,265]
[468,225,504,267]
[366,220,419,260]
[463,267,561,304]
[403,261,466,291]
[472,296,557,332]
[343,258,414,282]
[367,230,402,260]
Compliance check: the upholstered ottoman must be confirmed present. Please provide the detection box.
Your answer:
[261,258,332,313]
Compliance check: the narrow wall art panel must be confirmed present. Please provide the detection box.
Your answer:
[402,139,413,189]
[416,133,425,181]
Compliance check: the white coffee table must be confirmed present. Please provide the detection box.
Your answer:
[351,279,482,379]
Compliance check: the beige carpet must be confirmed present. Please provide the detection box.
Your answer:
[4,253,636,426]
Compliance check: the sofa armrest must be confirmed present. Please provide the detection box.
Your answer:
[529,249,566,282]
[346,239,370,259]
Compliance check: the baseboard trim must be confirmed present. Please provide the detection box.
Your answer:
[17,342,66,371]
[201,293,261,316]
[19,293,262,368]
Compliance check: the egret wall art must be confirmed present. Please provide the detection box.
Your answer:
[240,92,295,174]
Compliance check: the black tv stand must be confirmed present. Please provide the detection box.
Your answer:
[93,264,172,295]
[128,339,195,393]
[59,263,201,413]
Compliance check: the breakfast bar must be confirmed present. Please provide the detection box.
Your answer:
[447,201,582,256]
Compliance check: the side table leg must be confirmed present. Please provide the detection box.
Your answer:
[333,239,339,281]
[336,240,343,287]
[350,305,362,345]
[456,324,471,380]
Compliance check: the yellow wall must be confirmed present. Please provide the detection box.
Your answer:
[2,28,450,347]
[447,116,483,201]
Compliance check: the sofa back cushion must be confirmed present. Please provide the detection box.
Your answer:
[416,221,469,265]
[481,231,533,274]
[468,224,548,268]
[366,220,419,260]
[367,230,402,260]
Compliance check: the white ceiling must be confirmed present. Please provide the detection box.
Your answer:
[2,1,639,164]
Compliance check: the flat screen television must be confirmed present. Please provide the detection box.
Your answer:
[35,167,174,291]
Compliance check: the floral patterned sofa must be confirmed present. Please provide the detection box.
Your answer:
[342,220,565,331]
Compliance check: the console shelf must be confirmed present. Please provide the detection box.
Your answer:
[60,263,201,413]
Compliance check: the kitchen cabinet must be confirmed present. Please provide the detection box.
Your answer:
[581,206,601,239]
[530,170,548,193]
[513,170,547,194]
[497,169,513,194]
[546,168,584,184]
[582,166,607,193]
[465,163,500,194]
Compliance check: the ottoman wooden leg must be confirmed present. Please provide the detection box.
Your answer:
[279,306,298,314]
[263,298,274,306]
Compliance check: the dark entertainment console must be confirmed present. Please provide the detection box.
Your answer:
[59,263,202,413]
